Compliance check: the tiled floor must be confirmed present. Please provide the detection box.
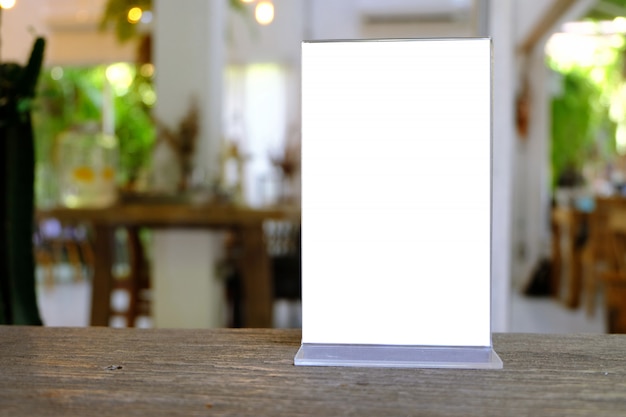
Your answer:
[37,278,90,327]
[509,291,605,334]
[36,268,606,333]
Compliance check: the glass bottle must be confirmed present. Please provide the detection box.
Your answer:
[57,122,119,208]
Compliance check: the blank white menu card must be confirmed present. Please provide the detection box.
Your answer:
[301,38,492,347]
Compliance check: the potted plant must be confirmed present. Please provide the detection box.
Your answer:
[0,8,46,324]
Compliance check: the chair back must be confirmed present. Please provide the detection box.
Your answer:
[607,205,626,275]
[602,202,626,332]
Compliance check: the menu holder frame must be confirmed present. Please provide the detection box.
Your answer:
[296,38,502,370]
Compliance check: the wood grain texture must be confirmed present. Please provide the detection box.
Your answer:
[237,225,273,328]
[37,204,293,228]
[1,327,626,416]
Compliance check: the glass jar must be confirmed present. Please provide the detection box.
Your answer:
[57,122,119,208]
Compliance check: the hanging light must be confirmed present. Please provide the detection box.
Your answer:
[255,1,274,26]
[0,0,16,9]
[127,7,143,24]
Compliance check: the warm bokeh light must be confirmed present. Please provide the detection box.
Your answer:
[139,84,156,106]
[50,67,64,81]
[255,1,274,25]
[254,1,274,25]
[106,63,134,96]
[127,7,142,24]
[140,63,154,78]
[240,0,254,3]
[0,0,16,9]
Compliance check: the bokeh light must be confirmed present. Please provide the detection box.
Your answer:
[106,63,134,96]
[255,2,274,25]
[0,0,16,9]
[127,7,142,24]
[140,63,154,78]
[51,67,64,81]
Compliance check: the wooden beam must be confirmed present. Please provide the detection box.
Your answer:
[518,0,577,54]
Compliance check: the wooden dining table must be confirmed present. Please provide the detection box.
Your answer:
[1,326,626,416]
[37,203,296,328]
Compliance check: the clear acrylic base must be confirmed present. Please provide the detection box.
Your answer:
[294,343,503,369]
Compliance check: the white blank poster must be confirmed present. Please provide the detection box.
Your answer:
[301,39,492,347]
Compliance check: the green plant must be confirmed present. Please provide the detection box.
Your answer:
[113,68,156,185]
[550,69,611,187]
[548,33,622,189]
[33,64,156,186]
[93,0,251,187]
[33,67,105,163]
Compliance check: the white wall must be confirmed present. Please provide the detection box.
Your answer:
[509,0,597,291]
[1,0,135,66]
[1,0,50,63]
[226,0,474,68]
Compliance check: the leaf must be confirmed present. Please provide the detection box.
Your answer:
[17,38,45,99]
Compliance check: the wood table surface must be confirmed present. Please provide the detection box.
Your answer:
[2,326,626,416]
[38,203,291,228]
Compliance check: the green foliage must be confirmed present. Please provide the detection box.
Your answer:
[33,65,155,185]
[33,67,104,163]
[550,70,607,187]
[548,35,623,189]
[587,0,626,21]
[114,72,156,183]
[99,0,153,44]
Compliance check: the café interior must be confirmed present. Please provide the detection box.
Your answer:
[2,0,626,333]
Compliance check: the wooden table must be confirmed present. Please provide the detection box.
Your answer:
[1,327,626,416]
[37,203,295,327]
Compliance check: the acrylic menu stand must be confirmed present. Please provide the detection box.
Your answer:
[295,38,502,369]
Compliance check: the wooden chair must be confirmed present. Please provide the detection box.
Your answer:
[34,219,95,286]
[265,220,301,301]
[109,226,152,327]
[601,203,626,333]
[224,219,301,328]
[581,197,615,316]
[35,220,151,328]
[265,219,301,328]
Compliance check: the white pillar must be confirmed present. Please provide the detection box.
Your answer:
[489,0,515,332]
[511,0,597,290]
[151,0,226,328]
[514,46,552,288]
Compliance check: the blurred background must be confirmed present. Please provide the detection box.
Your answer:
[2,0,625,333]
